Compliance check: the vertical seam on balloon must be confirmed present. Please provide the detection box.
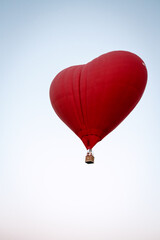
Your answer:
[85,65,89,130]
[78,66,85,127]
[71,66,83,129]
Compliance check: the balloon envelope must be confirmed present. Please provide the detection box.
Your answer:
[50,51,147,149]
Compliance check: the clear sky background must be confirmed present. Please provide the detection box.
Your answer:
[1,0,160,239]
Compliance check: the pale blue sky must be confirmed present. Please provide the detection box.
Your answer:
[1,0,160,239]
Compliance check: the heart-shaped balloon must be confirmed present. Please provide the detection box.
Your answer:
[50,51,147,150]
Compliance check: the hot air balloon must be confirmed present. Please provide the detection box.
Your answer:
[50,51,147,163]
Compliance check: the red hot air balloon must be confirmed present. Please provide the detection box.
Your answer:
[50,51,147,163]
